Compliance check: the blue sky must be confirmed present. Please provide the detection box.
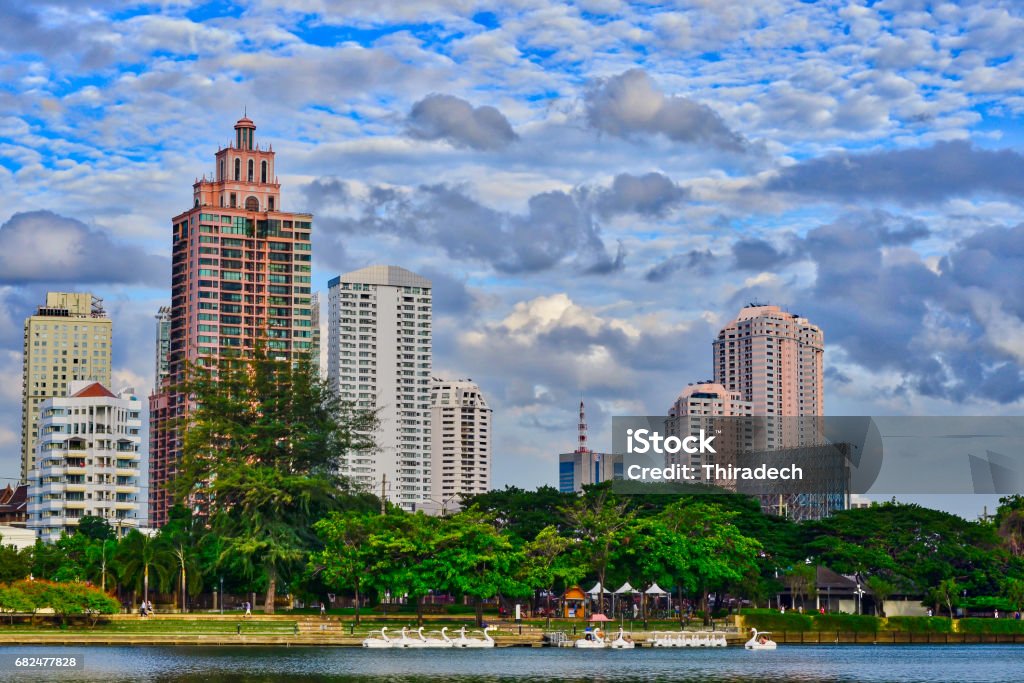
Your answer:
[2,0,1024,518]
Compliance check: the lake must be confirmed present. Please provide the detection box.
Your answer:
[0,644,1019,682]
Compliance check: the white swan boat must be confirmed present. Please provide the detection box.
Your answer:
[710,631,728,647]
[453,625,496,648]
[419,626,454,648]
[650,631,681,647]
[745,628,777,650]
[397,626,430,648]
[574,627,608,648]
[609,627,635,649]
[361,627,393,648]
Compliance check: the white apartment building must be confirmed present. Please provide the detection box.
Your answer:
[327,265,432,511]
[429,378,492,512]
[27,381,143,542]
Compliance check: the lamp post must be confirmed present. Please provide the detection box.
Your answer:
[855,584,864,615]
[220,576,224,615]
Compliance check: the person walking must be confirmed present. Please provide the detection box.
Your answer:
[320,602,326,618]
[244,601,251,617]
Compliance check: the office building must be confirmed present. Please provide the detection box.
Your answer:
[429,378,491,511]
[327,265,432,511]
[21,292,112,480]
[27,381,142,542]
[148,116,315,527]
[558,401,622,493]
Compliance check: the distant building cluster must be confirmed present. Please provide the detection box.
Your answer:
[558,304,843,521]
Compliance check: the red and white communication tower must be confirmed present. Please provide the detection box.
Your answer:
[575,399,589,454]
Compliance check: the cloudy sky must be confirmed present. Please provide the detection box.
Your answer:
[2,0,1023,518]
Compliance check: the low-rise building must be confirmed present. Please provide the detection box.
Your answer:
[27,381,143,542]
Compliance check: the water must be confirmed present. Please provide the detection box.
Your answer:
[0,644,1019,683]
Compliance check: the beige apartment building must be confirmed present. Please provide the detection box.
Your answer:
[21,292,112,480]
[428,378,491,512]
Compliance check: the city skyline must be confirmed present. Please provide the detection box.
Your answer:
[2,3,1024,519]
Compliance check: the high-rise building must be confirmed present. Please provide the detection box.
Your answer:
[429,378,491,511]
[665,381,753,483]
[27,381,142,542]
[154,305,171,389]
[327,265,432,511]
[712,304,824,448]
[148,116,315,527]
[311,291,322,376]
[21,292,112,481]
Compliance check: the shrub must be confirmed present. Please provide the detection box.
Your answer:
[738,609,812,632]
[958,618,1024,635]
[812,613,881,633]
[885,616,952,633]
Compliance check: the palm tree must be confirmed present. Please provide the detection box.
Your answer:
[117,530,169,607]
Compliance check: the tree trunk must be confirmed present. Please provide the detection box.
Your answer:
[144,565,150,605]
[264,568,277,615]
[475,598,484,627]
[181,566,187,613]
[701,584,710,625]
[354,586,361,625]
[416,595,424,627]
[678,585,684,626]
[546,588,552,629]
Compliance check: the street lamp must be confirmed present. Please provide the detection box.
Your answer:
[220,576,224,615]
[855,584,864,615]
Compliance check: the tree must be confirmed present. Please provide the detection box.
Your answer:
[562,486,634,614]
[866,575,895,616]
[432,512,526,627]
[1002,577,1024,614]
[996,496,1024,558]
[85,538,120,593]
[117,530,168,606]
[76,516,115,541]
[782,564,816,611]
[160,506,204,612]
[0,544,32,584]
[362,512,440,626]
[311,511,376,624]
[930,578,960,617]
[462,486,576,542]
[172,350,377,614]
[0,584,34,624]
[521,525,584,627]
[658,500,762,624]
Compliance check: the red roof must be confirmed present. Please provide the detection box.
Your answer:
[71,382,117,399]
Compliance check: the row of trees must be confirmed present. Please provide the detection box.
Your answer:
[7,351,1024,623]
[310,489,764,626]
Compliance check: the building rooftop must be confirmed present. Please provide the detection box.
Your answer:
[70,382,118,399]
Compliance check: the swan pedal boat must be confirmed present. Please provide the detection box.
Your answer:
[574,627,608,648]
[361,627,393,648]
[453,625,496,648]
[745,628,778,650]
[609,627,635,649]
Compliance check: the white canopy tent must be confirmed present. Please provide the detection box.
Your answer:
[586,582,604,596]
[613,582,637,618]
[645,583,667,595]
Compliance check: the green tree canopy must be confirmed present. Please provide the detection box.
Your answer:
[171,349,377,613]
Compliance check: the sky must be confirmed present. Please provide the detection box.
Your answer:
[2,0,1024,520]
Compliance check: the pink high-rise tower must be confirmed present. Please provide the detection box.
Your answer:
[712,304,824,448]
[149,117,315,527]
